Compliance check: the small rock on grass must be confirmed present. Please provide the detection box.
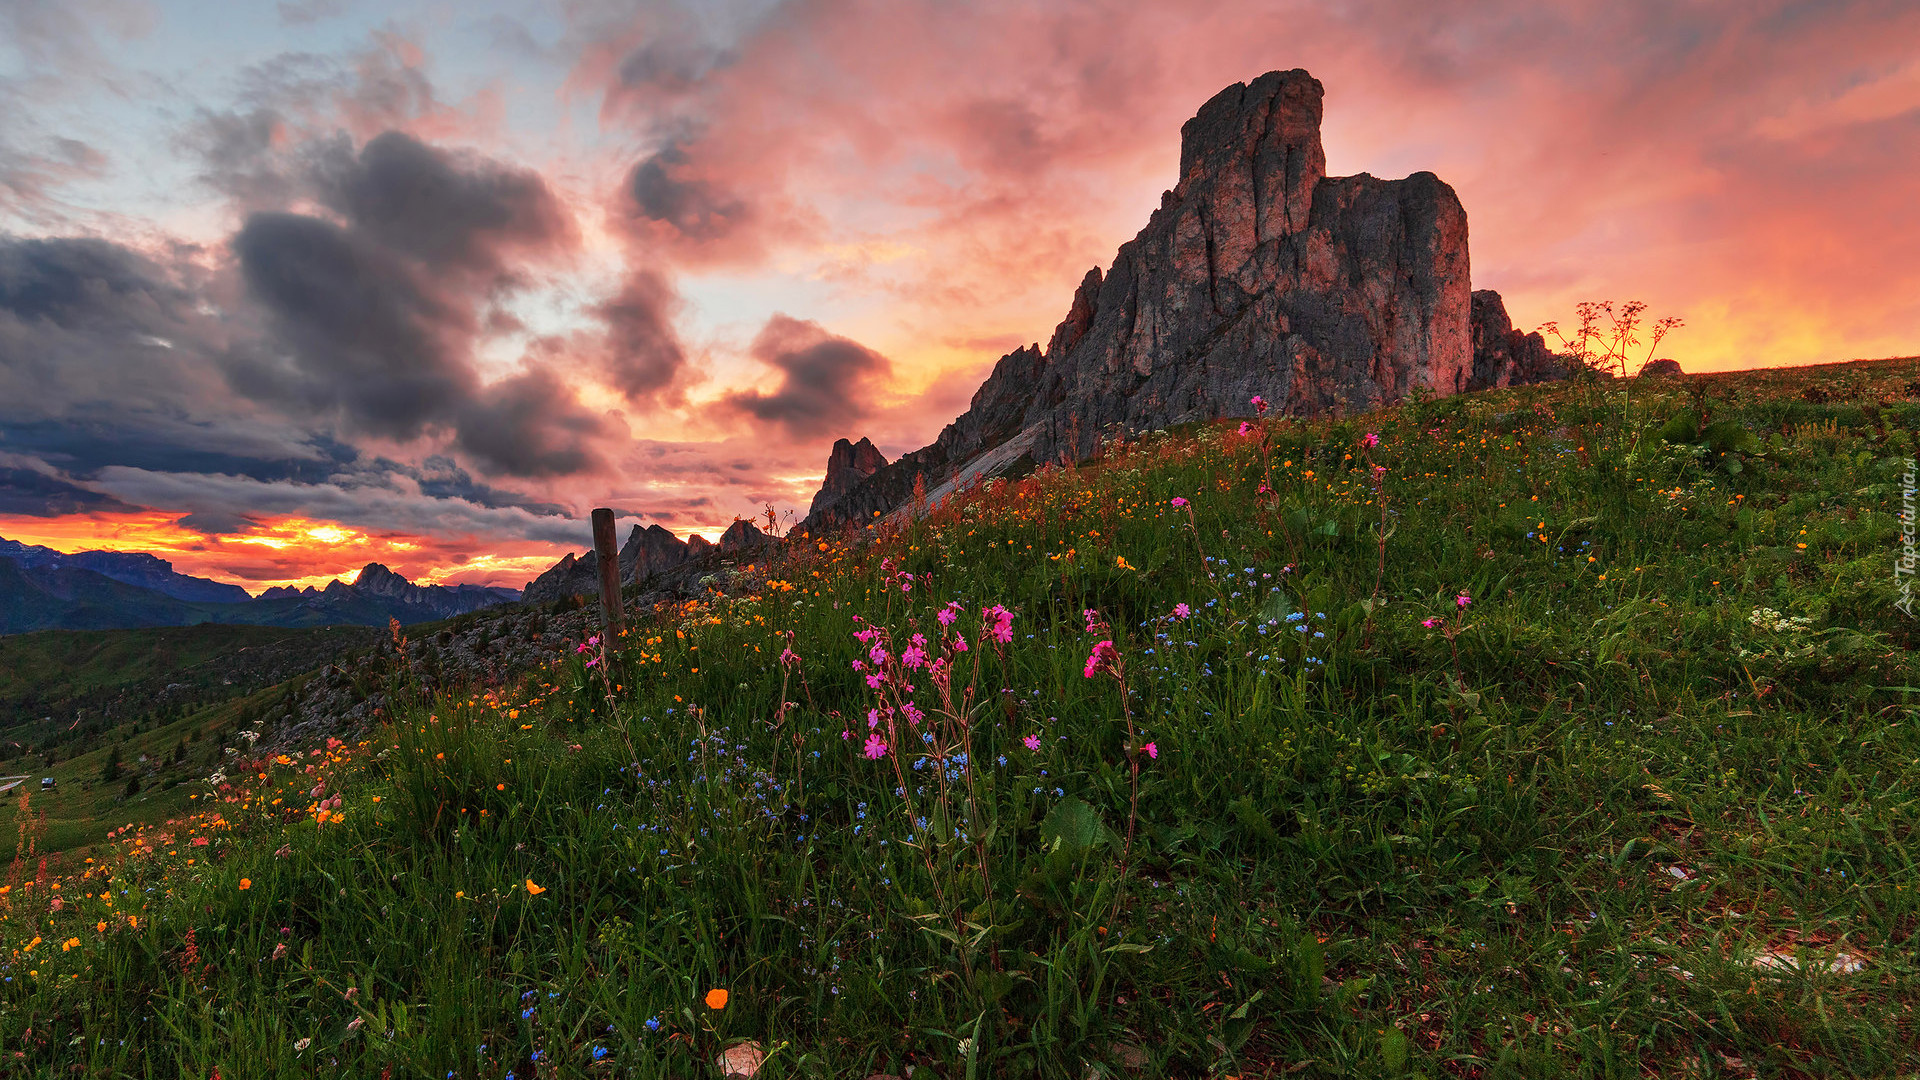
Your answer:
[718,1041,765,1079]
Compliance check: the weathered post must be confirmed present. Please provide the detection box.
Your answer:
[591,508,625,639]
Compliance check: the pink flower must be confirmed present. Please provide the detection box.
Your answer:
[863,734,888,760]
[868,708,883,729]
[952,634,968,652]
[1373,465,1387,477]
[983,605,1014,645]
[1171,497,1189,509]
[779,647,799,667]
[903,703,925,726]
[1023,734,1041,751]
[901,645,927,670]
[1361,432,1380,448]
[1143,742,1157,760]
[937,602,962,627]
[1250,395,1268,414]
[1083,608,1102,633]
[1456,592,1472,609]
[1084,639,1120,679]
[1421,617,1440,629]
[1172,602,1190,620]
[865,672,886,689]
[1238,421,1253,435]
[869,644,890,666]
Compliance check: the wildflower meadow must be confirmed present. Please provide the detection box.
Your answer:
[1,359,1916,1077]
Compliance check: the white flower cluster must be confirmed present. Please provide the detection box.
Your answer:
[1748,607,1813,633]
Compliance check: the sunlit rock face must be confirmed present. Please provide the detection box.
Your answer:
[803,70,1545,532]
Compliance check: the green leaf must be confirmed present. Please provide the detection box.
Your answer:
[1382,1026,1410,1071]
[1039,796,1110,858]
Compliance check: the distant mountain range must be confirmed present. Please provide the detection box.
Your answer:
[0,537,518,635]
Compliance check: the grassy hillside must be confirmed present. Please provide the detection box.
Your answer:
[0,623,376,740]
[1,358,1917,1077]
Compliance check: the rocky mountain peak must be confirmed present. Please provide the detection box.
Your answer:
[803,68,1548,534]
[809,438,889,521]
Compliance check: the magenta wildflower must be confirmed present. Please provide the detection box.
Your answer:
[983,605,1014,645]
[1456,592,1472,609]
[1421,617,1440,629]
[1171,496,1189,509]
[1251,395,1268,414]
[1023,734,1041,751]
[865,673,886,690]
[1238,421,1253,435]
[1361,432,1379,448]
[1083,608,1102,633]
[937,602,962,627]
[1084,639,1120,679]
[901,644,927,669]
[863,734,888,760]
[1172,602,1190,619]
[1143,742,1158,760]
[952,634,969,652]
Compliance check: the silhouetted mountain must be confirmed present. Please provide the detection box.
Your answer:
[0,555,518,636]
[0,537,251,602]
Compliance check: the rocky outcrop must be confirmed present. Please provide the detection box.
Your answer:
[808,439,888,521]
[521,551,598,604]
[1640,358,1683,378]
[719,519,769,555]
[621,524,695,585]
[805,69,1493,533]
[1467,290,1566,390]
[522,526,738,603]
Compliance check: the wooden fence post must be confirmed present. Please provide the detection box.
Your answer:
[591,508,625,639]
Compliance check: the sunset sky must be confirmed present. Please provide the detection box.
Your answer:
[2,0,1917,593]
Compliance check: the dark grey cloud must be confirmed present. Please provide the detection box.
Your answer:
[628,141,749,242]
[595,268,689,403]
[0,467,138,517]
[0,234,339,476]
[451,369,608,478]
[617,34,734,94]
[310,130,574,277]
[721,314,892,440]
[229,210,475,441]
[173,509,258,535]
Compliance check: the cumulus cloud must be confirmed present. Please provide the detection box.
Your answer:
[627,140,751,243]
[720,315,893,441]
[593,267,690,404]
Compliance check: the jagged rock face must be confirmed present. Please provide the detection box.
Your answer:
[620,524,695,585]
[523,528,726,602]
[719,519,768,555]
[808,438,889,521]
[1467,290,1566,390]
[805,69,1484,532]
[522,551,597,604]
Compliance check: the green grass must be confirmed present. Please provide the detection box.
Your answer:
[0,623,376,739]
[2,359,1918,1078]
